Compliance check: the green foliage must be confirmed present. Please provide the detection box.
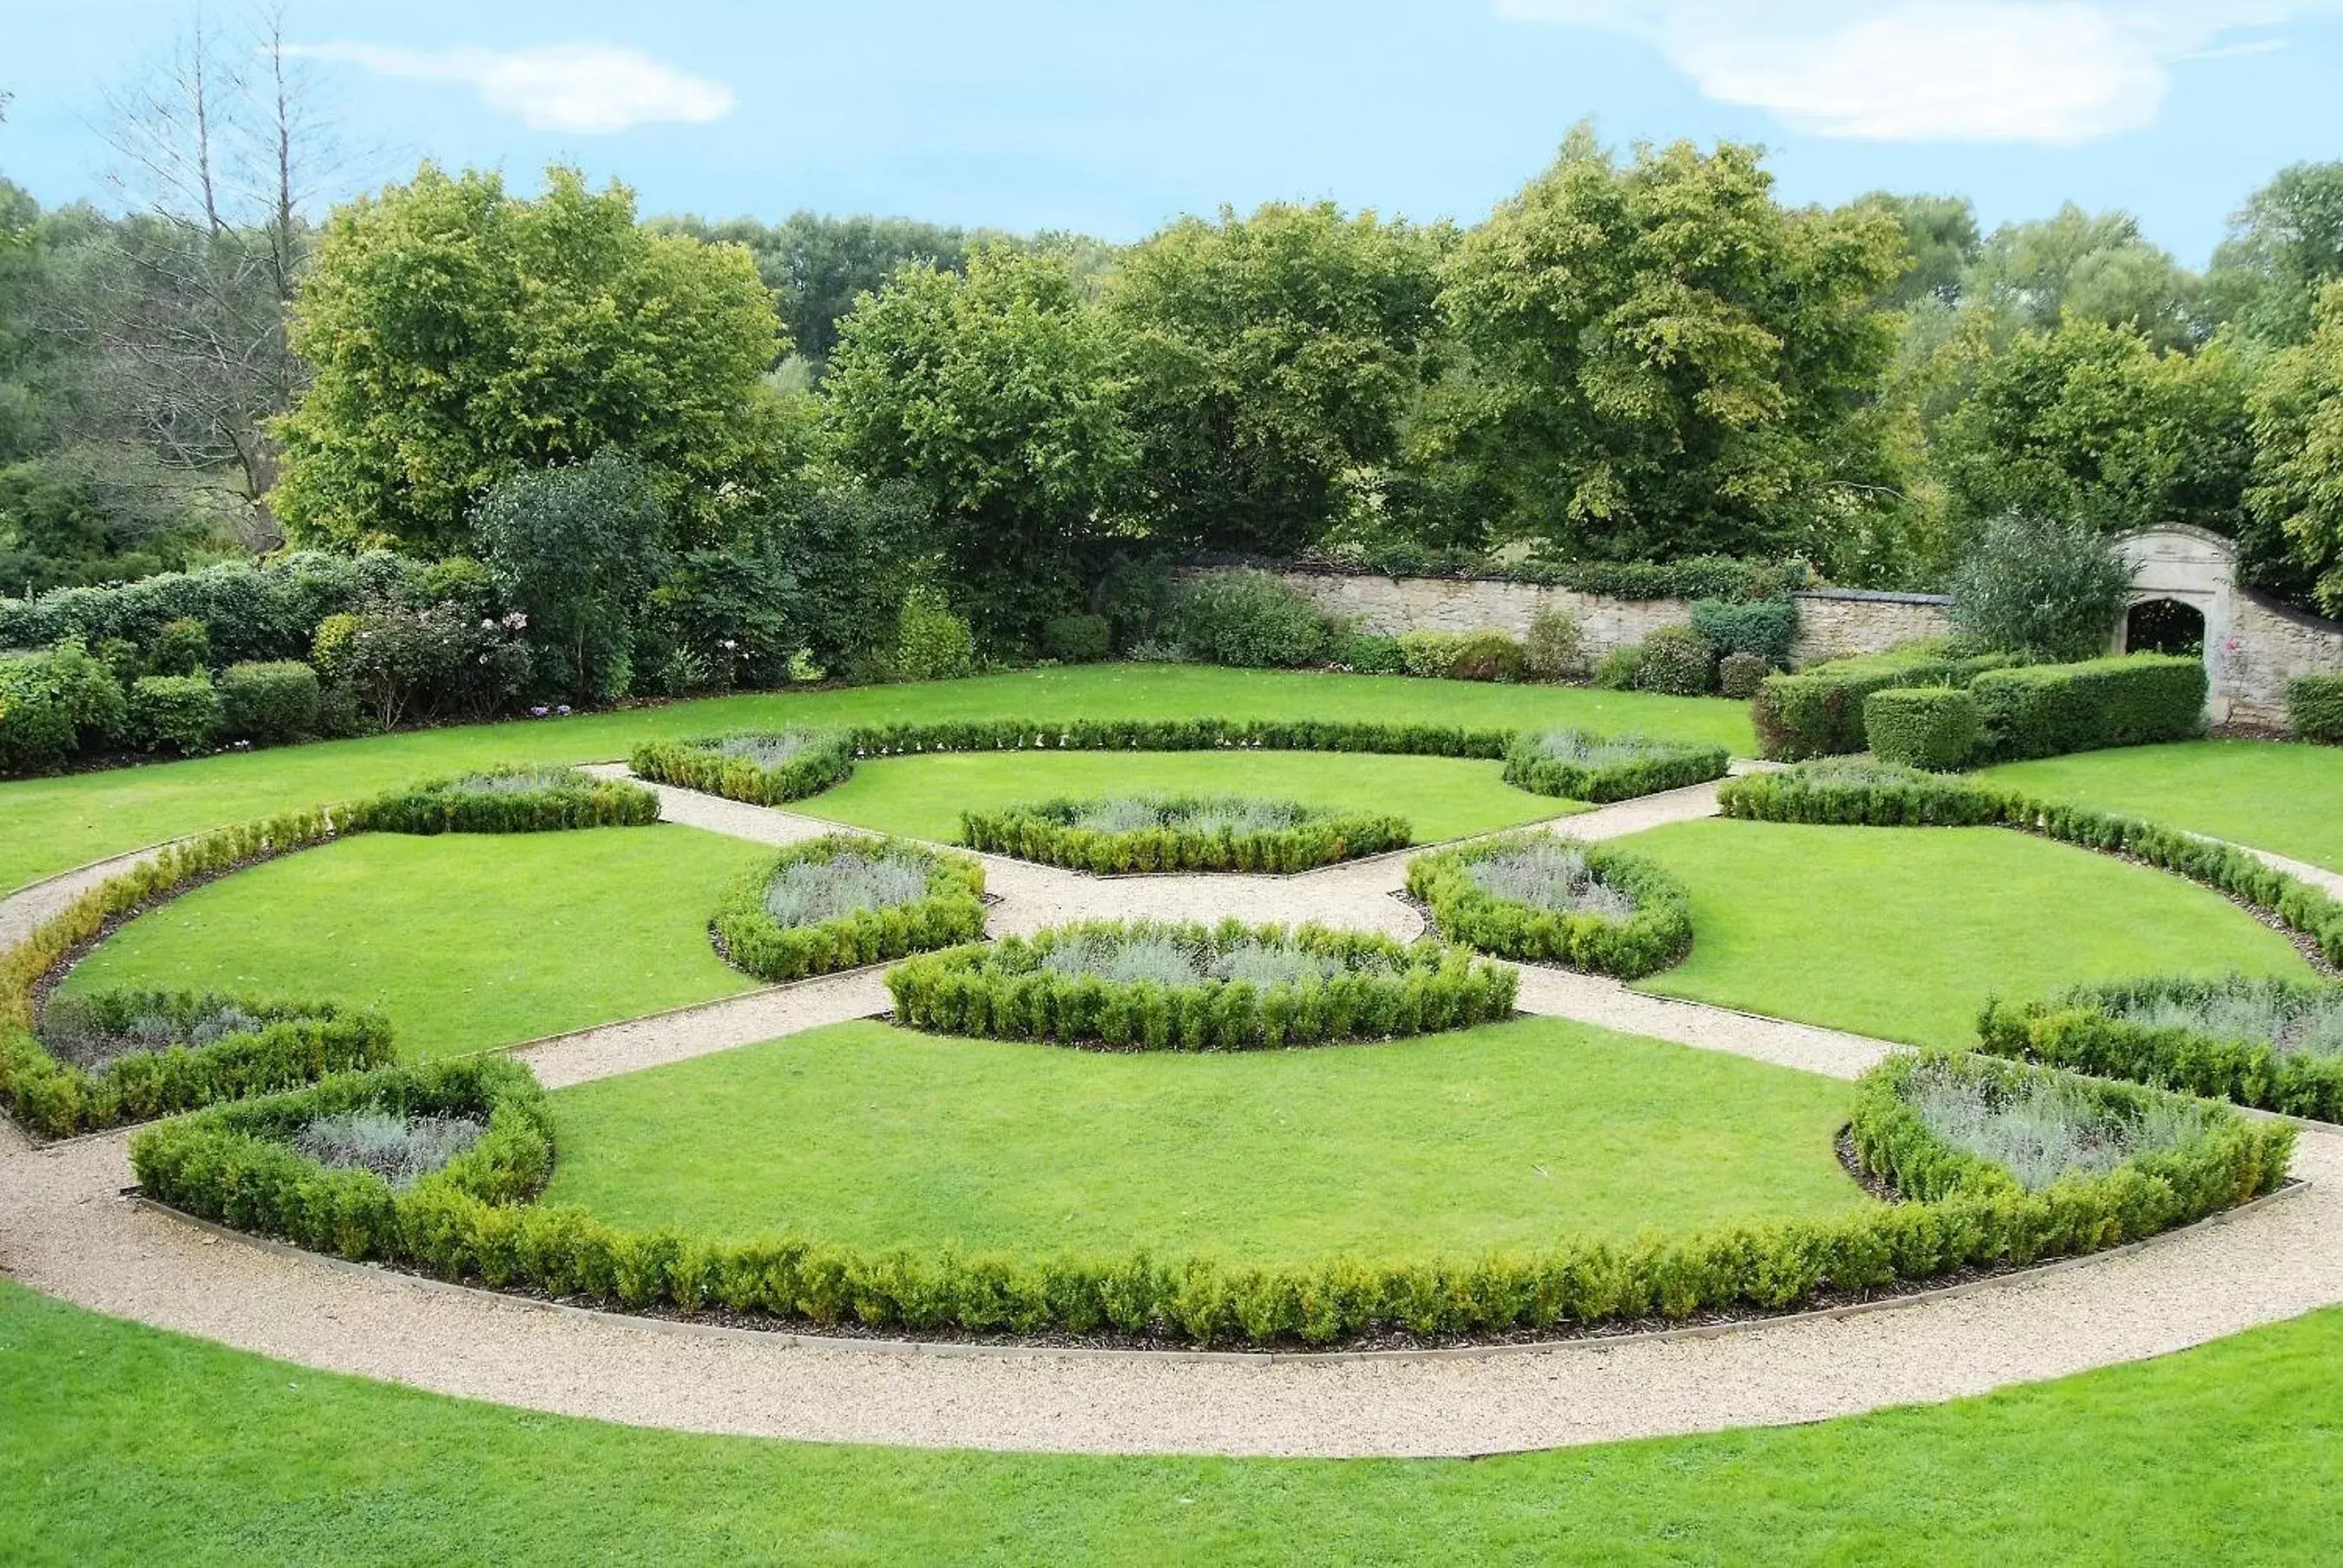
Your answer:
[960,796,1410,874]
[274,164,787,554]
[1716,651,1769,699]
[1040,613,1111,663]
[1968,655,2206,761]
[2209,160,2343,346]
[1950,513,2136,662]
[1164,569,1333,667]
[1980,976,2343,1123]
[127,673,218,755]
[887,919,1517,1053]
[1430,128,1904,561]
[894,590,976,681]
[472,451,669,704]
[1592,644,1644,690]
[144,616,210,677]
[1863,687,1981,771]
[1330,631,1407,673]
[1522,606,1585,679]
[1407,834,1693,978]
[1396,629,1525,682]
[311,606,532,732]
[1635,624,1716,695]
[2248,283,2343,615]
[632,731,856,806]
[2290,673,2343,743]
[839,715,1516,762]
[824,245,1132,648]
[343,768,660,835]
[215,661,321,745]
[1752,644,2013,760]
[1501,730,1729,803]
[1689,597,1799,665]
[1106,201,1446,554]
[0,455,208,595]
[712,835,986,984]
[1719,758,2006,826]
[0,640,127,773]
[0,550,434,666]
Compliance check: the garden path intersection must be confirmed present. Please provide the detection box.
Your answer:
[2,766,2340,1458]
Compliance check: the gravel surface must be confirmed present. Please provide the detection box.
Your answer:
[0,844,169,951]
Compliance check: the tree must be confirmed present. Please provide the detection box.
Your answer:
[823,244,1133,648]
[1858,192,1979,309]
[2209,161,2343,345]
[1106,202,1447,555]
[2247,283,2343,615]
[273,164,787,554]
[1428,127,1907,561]
[1949,512,2134,661]
[470,450,668,703]
[1963,205,2203,350]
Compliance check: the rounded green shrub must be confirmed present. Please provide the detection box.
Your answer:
[128,672,219,755]
[1331,630,1408,673]
[1041,613,1112,663]
[713,835,986,982]
[217,660,323,743]
[896,590,976,680]
[145,615,211,677]
[1634,624,1715,695]
[1864,686,1981,771]
[1165,569,1332,667]
[1716,650,1769,699]
[1592,644,1644,690]
[1523,607,1585,679]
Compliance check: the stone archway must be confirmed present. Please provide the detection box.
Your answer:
[2112,527,2237,725]
[2123,596,2206,657]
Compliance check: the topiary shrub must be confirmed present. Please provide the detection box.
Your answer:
[1398,629,1526,682]
[631,730,856,806]
[1750,643,2014,760]
[1406,832,1692,978]
[344,766,659,834]
[896,590,977,680]
[1968,654,2206,761]
[1716,650,1769,699]
[961,795,1411,874]
[1690,596,1798,666]
[1633,624,1714,695]
[712,835,986,982]
[1524,607,1585,680]
[1330,629,1408,673]
[1501,731,1729,803]
[2287,672,2343,744]
[216,660,323,744]
[128,673,219,755]
[1863,687,1981,771]
[1041,613,1112,663]
[1165,569,1333,667]
[1592,644,1644,691]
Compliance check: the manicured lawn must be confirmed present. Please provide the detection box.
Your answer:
[1984,738,2343,874]
[1624,819,2313,1048]
[3,1281,2338,1564]
[542,1017,1865,1263]
[792,750,1578,844]
[60,826,767,1060]
[0,666,1751,896]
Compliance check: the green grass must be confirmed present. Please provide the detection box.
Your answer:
[1984,738,2343,874]
[60,827,767,1060]
[0,666,1751,896]
[541,1017,1865,1265]
[792,750,1577,844]
[3,1280,2338,1564]
[1625,818,2312,1049]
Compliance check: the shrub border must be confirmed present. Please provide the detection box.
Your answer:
[959,798,1411,875]
[1500,733,1729,804]
[1404,833,1695,980]
[343,770,659,834]
[630,732,856,806]
[711,835,988,984]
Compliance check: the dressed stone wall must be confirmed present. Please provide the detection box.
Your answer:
[2113,526,2343,728]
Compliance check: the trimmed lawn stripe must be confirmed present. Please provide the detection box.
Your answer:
[1985,738,2343,876]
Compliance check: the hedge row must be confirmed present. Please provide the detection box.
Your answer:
[1979,976,2343,1124]
[2291,673,2343,745]
[1967,655,2207,761]
[1752,646,2012,761]
[885,921,1517,1052]
[1862,688,1980,771]
[128,1047,2285,1348]
[629,732,856,806]
[1500,732,1730,804]
[343,770,660,835]
[1716,761,2343,966]
[1404,834,1694,980]
[959,799,1410,874]
[841,717,1518,761]
[712,835,987,983]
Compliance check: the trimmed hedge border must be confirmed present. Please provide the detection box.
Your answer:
[1405,833,1693,980]
[1863,688,1980,771]
[1968,655,2206,762]
[1500,732,1729,804]
[1753,649,2012,761]
[959,797,1411,874]
[127,1046,2289,1349]
[1979,976,2343,1124]
[631,731,855,806]
[344,768,660,835]
[885,919,1517,1052]
[712,835,987,984]
[2286,673,2343,745]
[1716,761,2343,967]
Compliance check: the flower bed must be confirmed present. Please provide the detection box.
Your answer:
[344,766,659,834]
[959,795,1410,873]
[1404,832,1693,979]
[1980,974,2343,1123]
[630,730,856,806]
[128,1046,2287,1348]
[1501,731,1729,804]
[885,919,1516,1050]
[712,834,987,983]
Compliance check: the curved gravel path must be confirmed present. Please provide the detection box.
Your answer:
[3,765,2339,1458]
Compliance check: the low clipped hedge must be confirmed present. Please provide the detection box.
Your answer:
[885,919,1517,1051]
[1752,646,2012,761]
[2286,673,2343,744]
[128,1046,2287,1349]
[344,768,659,835]
[1979,976,2343,1123]
[1863,687,1980,771]
[2,987,391,1139]
[842,716,1517,761]
[1718,760,2006,826]
[960,798,1410,874]
[1968,654,2206,761]
[712,835,986,983]
[630,731,856,806]
[1500,732,1729,804]
[1405,833,1693,979]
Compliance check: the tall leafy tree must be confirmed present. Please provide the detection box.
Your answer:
[273,164,787,554]
[2210,161,2343,346]
[1106,202,1447,555]
[823,244,1132,648]
[1964,205,2204,348]
[1428,127,1906,561]
[2248,282,2343,614]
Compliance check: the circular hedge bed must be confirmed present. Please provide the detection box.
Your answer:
[632,730,855,806]
[1405,831,1692,979]
[959,794,1411,874]
[712,834,987,983]
[1502,730,1729,803]
[345,765,660,834]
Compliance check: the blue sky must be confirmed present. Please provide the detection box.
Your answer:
[3,1,2341,263]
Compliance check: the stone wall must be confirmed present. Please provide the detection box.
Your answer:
[1231,568,1952,667]
[2222,590,2343,727]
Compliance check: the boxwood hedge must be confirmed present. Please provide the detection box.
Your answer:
[712,834,986,983]
[1862,687,1980,771]
[1967,654,2206,762]
[1404,833,1693,979]
[2289,673,2343,744]
[1752,646,2013,761]
[344,767,659,835]
[959,797,1410,874]
[1500,731,1729,804]
[630,730,856,806]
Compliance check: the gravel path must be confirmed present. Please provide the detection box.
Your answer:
[0,843,170,951]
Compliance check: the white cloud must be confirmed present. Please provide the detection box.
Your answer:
[285,42,735,134]
[1493,2,2314,143]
